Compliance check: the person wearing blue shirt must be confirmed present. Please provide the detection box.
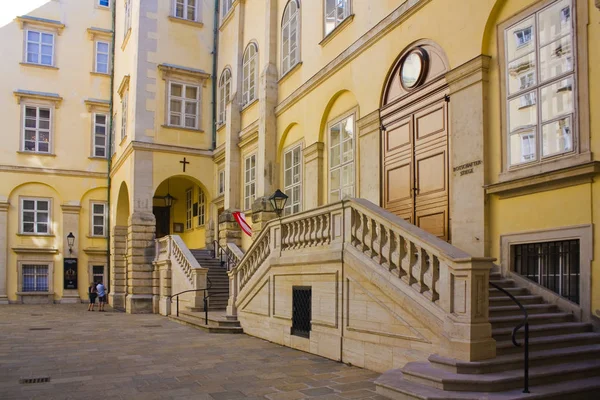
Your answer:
[96,281,106,312]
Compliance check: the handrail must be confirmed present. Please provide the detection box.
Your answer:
[212,240,240,271]
[489,281,529,394]
[168,277,213,320]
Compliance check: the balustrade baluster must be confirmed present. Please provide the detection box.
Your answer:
[362,215,372,255]
[412,246,428,293]
[380,225,389,268]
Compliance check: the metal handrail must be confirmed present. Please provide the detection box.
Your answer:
[212,240,239,271]
[489,281,530,394]
[168,277,213,318]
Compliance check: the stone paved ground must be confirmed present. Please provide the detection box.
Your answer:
[0,305,382,400]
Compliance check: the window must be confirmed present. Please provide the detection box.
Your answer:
[21,198,50,234]
[174,0,197,21]
[121,90,128,141]
[111,113,116,155]
[218,169,225,195]
[124,0,132,35]
[222,0,233,18]
[244,154,256,210]
[26,30,54,66]
[283,145,302,215]
[99,0,110,8]
[218,69,231,125]
[95,41,110,74]
[291,287,311,338]
[22,265,49,292]
[91,202,107,237]
[281,1,300,75]
[93,113,108,158]
[329,115,355,202]
[92,265,105,284]
[324,0,351,36]
[23,106,51,153]
[504,0,576,166]
[169,82,199,129]
[186,188,192,230]
[198,188,205,226]
[242,43,258,106]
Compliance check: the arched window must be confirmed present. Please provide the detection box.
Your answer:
[218,68,231,125]
[242,43,258,106]
[281,0,300,75]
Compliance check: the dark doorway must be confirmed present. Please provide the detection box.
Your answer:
[291,286,312,338]
[153,206,170,238]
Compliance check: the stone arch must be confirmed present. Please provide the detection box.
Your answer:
[8,181,61,202]
[481,0,508,54]
[277,122,300,161]
[317,89,359,143]
[115,182,130,226]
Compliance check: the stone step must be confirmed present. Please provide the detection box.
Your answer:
[489,278,517,288]
[399,358,600,392]
[492,321,593,342]
[179,310,241,327]
[488,303,558,317]
[375,369,600,400]
[489,295,544,307]
[429,344,600,374]
[495,332,600,355]
[490,272,502,280]
[490,312,573,329]
[489,287,529,298]
[168,315,243,334]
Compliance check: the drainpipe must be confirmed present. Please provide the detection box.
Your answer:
[211,0,219,149]
[106,1,117,293]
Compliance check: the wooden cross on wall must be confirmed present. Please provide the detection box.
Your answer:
[180,157,190,172]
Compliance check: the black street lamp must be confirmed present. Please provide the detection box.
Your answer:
[163,193,175,208]
[269,189,289,218]
[67,232,75,255]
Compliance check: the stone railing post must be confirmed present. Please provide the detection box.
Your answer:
[192,268,208,310]
[226,271,238,320]
[438,258,496,361]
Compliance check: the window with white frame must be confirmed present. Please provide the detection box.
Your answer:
[283,145,302,215]
[92,265,105,284]
[222,0,233,18]
[218,169,225,195]
[21,198,50,235]
[91,202,107,237]
[218,69,231,125]
[186,188,192,230]
[244,154,256,210]
[95,41,110,74]
[198,188,205,226]
[121,90,128,141]
[26,30,54,66]
[93,113,108,158]
[124,0,132,36]
[504,0,576,167]
[23,105,51,153]
[111,113,116,155]
[22,265,49,292]
[169,82,200,129]
[174,0,198,21]
[242,43,258,106]
[324,0,351,36]
[99,0,111,7]
[329,114,355,202]
[281,1,300,75]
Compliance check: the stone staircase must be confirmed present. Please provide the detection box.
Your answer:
[189,249,230,311]
[169,310,243,334]
[375,271,600,399]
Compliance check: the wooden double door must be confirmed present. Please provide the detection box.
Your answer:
[382,97,449,241]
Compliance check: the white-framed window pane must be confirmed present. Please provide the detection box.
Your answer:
[94,114,108,158]
[281,1,300,75]
[508,91,537,133]
[175,0,185,18]
[95,41,110,74]
[218,70,231,124]
[121,91,128,140]
[539,35,573,82]
[507,53,537,95]
[325,0,350,36]
[542,116,572,157]
[222,0,233,18]
[22,265,48,292]
[218,170,225,194]
[329,115,354,202]
[169,82,199,129]
[198,188,205,226]
[540,77,574,123]
[186,189,192,230]
[26,31,54,66]
[538,0,571,46]
[283,146,302,215]
[21,199,51,234]
[93,265,105,284]
[23,106,51,153]
[244,155,256,210]
[509,130,537,165]
[91,202,107,236]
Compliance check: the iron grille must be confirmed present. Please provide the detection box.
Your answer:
[512,239,580,304]
[291,286,311,338]
[19,377,50,384]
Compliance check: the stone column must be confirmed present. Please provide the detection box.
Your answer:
[303,142,324,209]
[0,200,9,304]
[125,211,156,313]
[61,203,81,303]
[109,225,127,310]
[218,211,241,248]
[445,55,491,257]
[357,110,381,205]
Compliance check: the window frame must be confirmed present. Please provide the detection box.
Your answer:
[197,187,206,226]
[21,264,50,292]
[124,0,132,37]
[218,68,232,125]
[90,201,108,237]
[20,197,51,235]
[497,0,590,182]
[92,112,109,158]
[328,112,356,203]
[242,43,259,107]
[222,0,234,19]
[218,169,225,195]
[323,0,351,37]
[173,0,198,22]
[167,81,200,129]
[94,40,111,74]
[281,0,301,76]
[121,89,128,142]
[98,0,111,8]
[244,153,257,211]
[22,104,53,154]
[283,144,302,216]
[185,188,193,230]
[25,29,55,67]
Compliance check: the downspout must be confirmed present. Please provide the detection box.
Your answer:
[211,0,220,149]
[106,1,117,293]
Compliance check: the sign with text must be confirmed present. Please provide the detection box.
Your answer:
[63,258,78,290]
[453,160,482,177]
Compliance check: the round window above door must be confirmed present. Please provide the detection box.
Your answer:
[400,48,429,90]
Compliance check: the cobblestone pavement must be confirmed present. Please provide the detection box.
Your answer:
[0,305,382,400]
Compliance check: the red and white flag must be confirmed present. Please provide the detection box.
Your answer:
[233,212,252,237]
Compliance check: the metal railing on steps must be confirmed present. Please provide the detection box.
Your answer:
[489,280,530,393]
[211,240,240,271]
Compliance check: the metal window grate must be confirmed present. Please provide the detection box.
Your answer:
[19,377,50,384]
[512,239,580,304]
[291,286,312,338]
[29,328,51,331]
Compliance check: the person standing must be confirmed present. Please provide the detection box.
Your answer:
[87,282,97,311]
[96,281,106,312]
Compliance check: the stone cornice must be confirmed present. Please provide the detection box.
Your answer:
[16,16,65,35]
[83,247,108,256]
[0,164,107,179]
[12,246,59,255]
[446,55,491,94]
[87,27,113,41]
[238,130,258,149]
[61,204,81,214]
[84,98,111,112]
[213,144,226,163]
[0,202,10,212]
[357,110,381,136]
[118,75,130,97]
[304,142,324,162]
[14,90,63,108]
[158,64,211,86]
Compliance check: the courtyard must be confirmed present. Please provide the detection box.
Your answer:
[0,305,381,400]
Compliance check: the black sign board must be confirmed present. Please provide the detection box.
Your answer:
[64,258,78,290]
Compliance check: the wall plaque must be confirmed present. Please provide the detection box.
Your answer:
[63,258,78,290]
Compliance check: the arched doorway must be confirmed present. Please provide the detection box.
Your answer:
[380,41,451,241]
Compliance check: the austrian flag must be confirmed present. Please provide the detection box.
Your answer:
[232,212,252,237]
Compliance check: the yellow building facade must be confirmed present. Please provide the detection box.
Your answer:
[1,0,599,334]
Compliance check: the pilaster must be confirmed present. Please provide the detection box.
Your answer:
[125,211,156,313]
[357,110,381,205]
[109,225,127,310]
[218,210,242,248]
[60,203,81,303]
[445,55,491,257]
[0,201,9,304]
[303,142,324,209]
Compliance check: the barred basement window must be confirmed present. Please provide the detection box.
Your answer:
[22,265,49,292]
[291,286,311,338]
[512,239,580,304]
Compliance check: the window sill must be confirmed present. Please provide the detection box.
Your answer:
[16,292,54,296]
[319,14,355,47]
[87,235,108,239]
[16,233,55,237]
[20,62,58,71]
[121,29,132,51]
[241,98,259,112]
[216,122,226,131]
[90,71,110,77]
[161,124,205,133]
[168,16,204,28]
[88,156,109,160]
[119,136,128,146]
[278,62,303,84]
[95,4,111,11]
[17,151,56,157]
